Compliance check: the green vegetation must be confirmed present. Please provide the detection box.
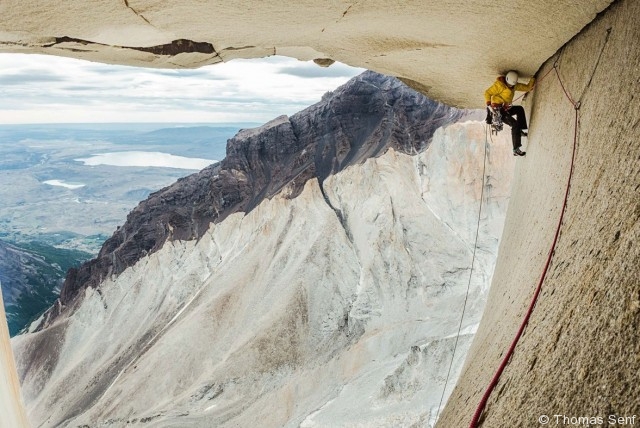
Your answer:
[1,240,92,336]
[18,241,92,271]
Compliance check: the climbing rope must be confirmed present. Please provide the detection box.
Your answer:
[468,28,611,428]
[435,121,489,424]
[511,64,555,105]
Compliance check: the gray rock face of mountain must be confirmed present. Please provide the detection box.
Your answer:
[52,71,479,320]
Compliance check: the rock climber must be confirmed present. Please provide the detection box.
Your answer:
[484,70,535,156]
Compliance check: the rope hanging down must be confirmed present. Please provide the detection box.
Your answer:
[468,28,611,428]
[435,59,552,428]
[435,122,489,423]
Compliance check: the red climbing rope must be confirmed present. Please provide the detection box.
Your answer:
[511,65,555,105]
[468,64,580,428]
[554,67,580,109]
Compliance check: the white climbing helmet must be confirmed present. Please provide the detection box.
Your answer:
[505,70,519,86]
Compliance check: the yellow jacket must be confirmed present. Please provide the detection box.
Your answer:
[484,76,535,105]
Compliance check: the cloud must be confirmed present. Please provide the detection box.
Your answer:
[146,69,229,80]
[0,70,67,85]
[0,53,365,124]
[278,62,362,78]
[62,85,106,91]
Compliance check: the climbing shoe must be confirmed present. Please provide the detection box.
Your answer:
[521,130,528,137]
[513,148,526,156]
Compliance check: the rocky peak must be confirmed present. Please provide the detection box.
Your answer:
[49,71,478,325]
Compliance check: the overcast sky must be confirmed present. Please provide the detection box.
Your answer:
[0,54,365,124]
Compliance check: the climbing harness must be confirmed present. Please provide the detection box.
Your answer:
[468,27,611,428]
[489,107,503,135]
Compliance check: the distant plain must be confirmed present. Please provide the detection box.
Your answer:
[0,123,257,335]
[0,123,255,253]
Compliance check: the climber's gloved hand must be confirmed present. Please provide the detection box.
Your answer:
[503,103,512,111]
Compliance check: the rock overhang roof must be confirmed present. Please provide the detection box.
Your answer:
[0,0,613,107]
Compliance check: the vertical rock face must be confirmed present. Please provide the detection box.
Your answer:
[12,73,515,427]
[0,286,29,427]
[438,0,640,425]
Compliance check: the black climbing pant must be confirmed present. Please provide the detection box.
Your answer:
[485,105,528,150]
[501,105,528,150]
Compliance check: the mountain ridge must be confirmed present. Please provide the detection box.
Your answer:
[44,71,480,326]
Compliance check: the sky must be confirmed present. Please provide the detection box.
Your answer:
[0,54,365,124]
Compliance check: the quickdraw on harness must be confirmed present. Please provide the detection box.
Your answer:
[489,107,503,135]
